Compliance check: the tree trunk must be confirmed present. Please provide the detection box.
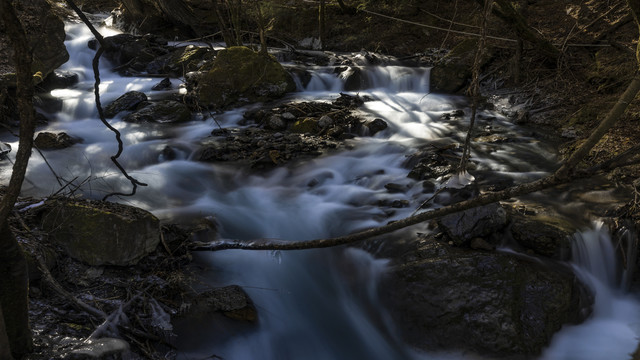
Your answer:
[319,0,326,50]
[0,305,13,360]
[0,0,36,356]
[0,222,31,358]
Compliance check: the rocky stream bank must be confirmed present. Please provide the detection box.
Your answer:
[3,0,640,359]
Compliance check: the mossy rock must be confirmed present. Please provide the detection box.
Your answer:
[196,46,296,108]
[40,199,160,266]
[290,117,319,133]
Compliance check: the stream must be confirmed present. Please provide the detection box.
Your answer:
[2,21,640,359]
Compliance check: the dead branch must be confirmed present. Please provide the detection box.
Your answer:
[64,0,148,201]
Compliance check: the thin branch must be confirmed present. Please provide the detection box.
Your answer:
[64,0,148,201]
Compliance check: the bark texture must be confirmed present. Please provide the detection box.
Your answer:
[0,0,36,356]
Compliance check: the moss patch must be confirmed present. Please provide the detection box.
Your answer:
[197,46,296,108]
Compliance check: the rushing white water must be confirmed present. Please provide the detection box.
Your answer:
[541,223,640,360]
[2,21,638,360]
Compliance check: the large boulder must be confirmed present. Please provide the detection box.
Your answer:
[0,0,69,89]
[379,234,591,358]
[191,46,296,109]
[40,199,160,266]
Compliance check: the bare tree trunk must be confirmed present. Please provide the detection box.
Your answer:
[319,0,326,50]
[211,0,237,47]
[0,305,12,360]
[0,0,36,356]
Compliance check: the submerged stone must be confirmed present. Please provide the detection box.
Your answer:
[40,199,160,266]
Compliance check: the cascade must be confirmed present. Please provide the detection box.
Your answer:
[1,21,638,360]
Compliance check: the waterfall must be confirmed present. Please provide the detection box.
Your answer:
[541,223,640,360]
[3,21,637,360]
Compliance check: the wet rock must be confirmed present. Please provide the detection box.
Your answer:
[196,127,340,169]
[508,209,574,260]
[342,66,369,91]
[123,100,191,123]
[290,117,319,134]
[0,142,11,159]
[104,91,148,118]
[384,183,408,193]
[282,112,296,121]
[470,237,494,251]
[185,285,258,322]
[38,70,79,91]
[40,199,160,266]
[89,34,169,73]
[192,46,296,109]
[405,145,458,181]
[265,114,287,130]
[379,234,591,357]
[318,115,334,128]
[146,45,213,76]
[34,131,80,150]
[68,337,129,359]
[438,203,507,246]
[0,0,69,88]
[151,77,172,91]
[365,118,388,135]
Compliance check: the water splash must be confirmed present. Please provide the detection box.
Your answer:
[541,223,640,360]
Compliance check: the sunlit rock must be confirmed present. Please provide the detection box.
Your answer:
[104,91,148,118]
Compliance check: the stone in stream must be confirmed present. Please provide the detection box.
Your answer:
[104,91,148,118]
[123,100,191,123]
[34,131,80,150]
[191,46,296,109]
[378,233,592,358]
[151,77,172,91]
[40,199,160,266]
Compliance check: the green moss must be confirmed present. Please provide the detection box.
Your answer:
[197,46,296,108]
[290,117,319,133]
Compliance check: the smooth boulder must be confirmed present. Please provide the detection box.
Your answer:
[192,46,296,109]
[379,234,590,357]
[40,199,160,266]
